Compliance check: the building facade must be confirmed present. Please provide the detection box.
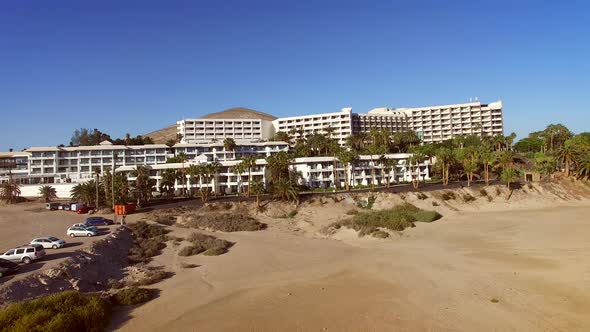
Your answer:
[271,108,354,146]
[177,118,275,143]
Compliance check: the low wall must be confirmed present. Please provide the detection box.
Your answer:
[20,183,77,199]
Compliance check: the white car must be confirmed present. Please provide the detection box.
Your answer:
[72,223,98,232]
[67,227,97,237]
[30,237,66,249]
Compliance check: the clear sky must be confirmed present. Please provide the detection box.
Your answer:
[1,0,588,151]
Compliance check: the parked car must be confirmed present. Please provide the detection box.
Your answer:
[67,226,97,237]
[0,244,46,264]
[30,237,66,249]
[76,206,95,214]
[0,258,20,277]
[45,202,60,210]
[85,217,113,226]
[61,202,75,211]
[72,223,98,232]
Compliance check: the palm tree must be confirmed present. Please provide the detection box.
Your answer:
[270,178,299,204]
[384,158,397,187]
[39,185,57,202]
[223,138,236,161]
[265,151,292,182]
[93,167,101,208]
[130,166,155,206]
[436,148,455,185]
[408,152,425,189]
[492,135,506,152]
[186,164,203,197]
[557,145,576,177]
[576,154,590,181]
[71,180,98,206]
[1,181,21,204]
[175,153,188,197]
[378,155,387,187]
[337,150,358,191]
[501,168,520,191]
[250,180,265,209]
[479,148,497,186]
[240,156,258,197]
[204,162,221,202]
[366,145,386,191]
[232,162,247,196]
[160,169,177,198]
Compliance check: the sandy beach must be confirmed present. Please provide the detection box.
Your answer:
[111,200,590,332]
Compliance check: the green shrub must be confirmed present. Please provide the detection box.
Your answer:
[332,203,441,235]
[111,287,156,306]
[0,291,111,332]
[128,221,169,239]
[346,209,359,215]
[178,232,233,256]
[371,230,390,238]
[441,192,456,200]
[184,212,266,232]
[479,188,488,197]
[287,210,298,218]
[180,263,199,269]
[415,192,428,200]
[462,194,476,202]
[413,210,443,223]
[431,201,440,207]
[129,266,172,286]
[178,245,205,256]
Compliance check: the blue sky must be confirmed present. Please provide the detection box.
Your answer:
[1,0,588,151]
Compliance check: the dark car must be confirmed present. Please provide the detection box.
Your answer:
[76,206,96,214]
[0,258,20,277]
[85,217,113,226]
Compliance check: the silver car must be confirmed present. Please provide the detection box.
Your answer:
[30,237,66,249]
[0,244,46,264]
[67,226,97,237]
[72,223,98,232]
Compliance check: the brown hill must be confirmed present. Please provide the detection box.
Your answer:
[143,107,275,143]
[143,124,177,144]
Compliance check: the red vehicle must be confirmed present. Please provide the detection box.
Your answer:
[76,206,95,214]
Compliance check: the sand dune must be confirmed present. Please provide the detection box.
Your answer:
[112,199,590,331]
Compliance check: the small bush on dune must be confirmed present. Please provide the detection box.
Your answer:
[180,263,199,269]
[287,210,298,218]
[462,194,476,202]
[0,291,111,332]
[346,209,359,215]
[184,212,266,232]
[415,192,428,200]
[371,230,390,238]
[441,192,456,200]
[128,221,169,239]
[179,232,233,256]
[111,287,156,306]
[413,210,443,223]
[432,201,440,207]
[330,203,443,236]
[479,188,488,197]
[495,187,502,196]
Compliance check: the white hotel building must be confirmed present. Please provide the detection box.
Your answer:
[4,100,500,197]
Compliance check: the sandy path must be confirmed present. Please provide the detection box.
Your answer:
[113,205,590,331]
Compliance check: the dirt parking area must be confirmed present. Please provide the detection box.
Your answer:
[0,202,117,286]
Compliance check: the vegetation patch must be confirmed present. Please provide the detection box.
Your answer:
[183,212,266,232]
[330,203,442,236]
[178,232,233,257]
[180,263,199,269]
[371,230,390,238]
[287,210,298,218]
[431,201,440,207]
[0,291,111,332]
[346,209,359,215]
[462,193,476,202]
[441,191,456,200]
[356,194,376,209]
[111,287,157,306]
[479,188,488,197]
[415,192,428,200]
[127,221,170,264]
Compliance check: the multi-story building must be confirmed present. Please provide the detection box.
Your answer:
[367,100,504,143]
[177,100,503,146]
[0,151,30,184]
[271,108,354,146]
[177,107,276,143]
[24,141,171,184]
[173,141,289,162]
